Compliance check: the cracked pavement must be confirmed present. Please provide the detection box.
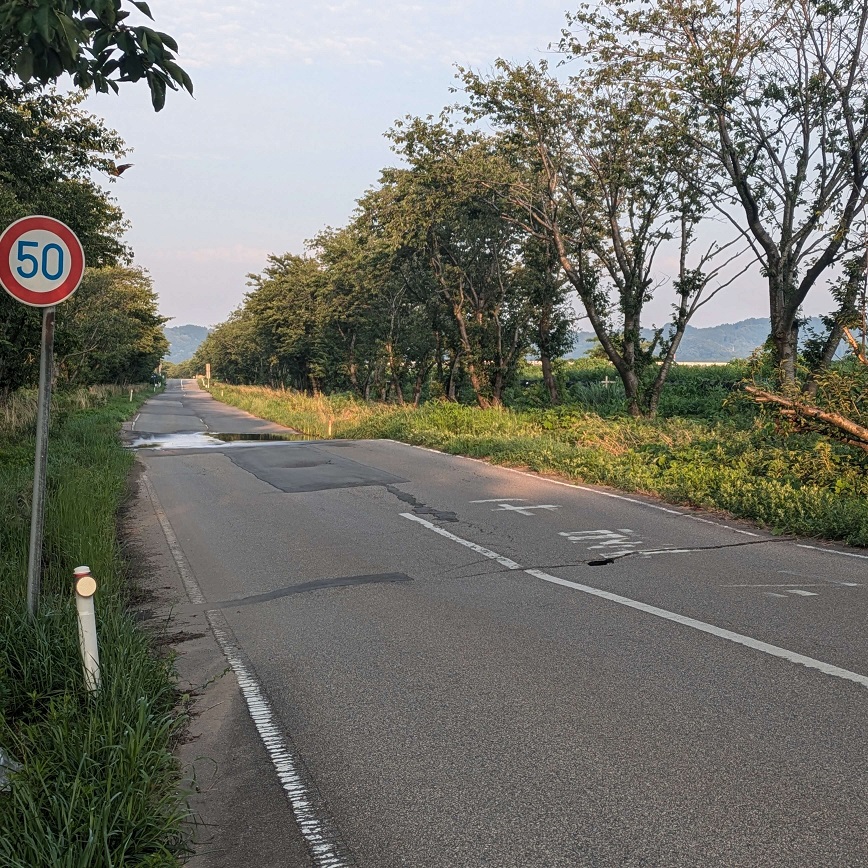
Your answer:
[132,380,868,868]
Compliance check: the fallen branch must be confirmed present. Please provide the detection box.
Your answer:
[842,328,868,365]
[744,385,868,452]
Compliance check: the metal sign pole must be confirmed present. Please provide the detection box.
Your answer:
[26,305,56,617]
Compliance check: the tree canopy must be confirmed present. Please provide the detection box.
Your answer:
[182,1,868,425]
[0,0,191,109]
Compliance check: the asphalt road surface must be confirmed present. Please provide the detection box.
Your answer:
[132,380,868,868]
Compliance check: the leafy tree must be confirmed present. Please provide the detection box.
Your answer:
[1,0,191,109]
[562,0,868,384]
[512,235,575,403]
[56,265,167,384]
[314,214,440,404]
[459,61,738,416]
[384,123,533,407]
[188,312,258,384]
[0,86,129,394]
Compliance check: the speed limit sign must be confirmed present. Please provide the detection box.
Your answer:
[1,215,87,617]
[0,215,85,307]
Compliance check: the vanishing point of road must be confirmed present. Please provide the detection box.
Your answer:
[129,379,867,868]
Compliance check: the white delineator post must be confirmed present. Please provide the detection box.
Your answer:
[73,566,101,692]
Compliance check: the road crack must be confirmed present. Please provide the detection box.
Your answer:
[385,484,458,522]
[585,536,797,566]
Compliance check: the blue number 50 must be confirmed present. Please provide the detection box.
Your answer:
[15,240,65,280]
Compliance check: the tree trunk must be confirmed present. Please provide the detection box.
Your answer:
[447,353,460,401]
[466,358,492,408]
[413,359,434,407]
[771,318,799,384]
[540,353,559,404]
[490,369,505,406]
[624,370,642,418]
[744,386,868,451]
[386,341,404,404]
[346,332,361,396]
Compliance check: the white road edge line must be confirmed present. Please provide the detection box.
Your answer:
[142,474,204,606]
[400,512,868,691]
[797,544,868,561]
[397,441,760,535]
[143,472,353,868]
[392,442,868,555]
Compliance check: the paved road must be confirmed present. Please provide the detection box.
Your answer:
[133,380,868,867]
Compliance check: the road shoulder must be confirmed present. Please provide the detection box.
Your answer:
[124,461,313,868]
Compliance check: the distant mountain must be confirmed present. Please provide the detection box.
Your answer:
[163,324,210,363]
[567,317,825,362]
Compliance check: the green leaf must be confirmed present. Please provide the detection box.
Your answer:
[130,1,154,19]
[147,69,166,111]
[55,13,83,60]
[93,31,112,54]
[155,31,178,52]
[15,47,34,81]
[34,4,53,42]
[163,58,193,93]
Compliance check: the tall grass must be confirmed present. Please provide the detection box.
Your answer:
[0,384,137,436]
[0,388,188,866]
[208,383,868,547]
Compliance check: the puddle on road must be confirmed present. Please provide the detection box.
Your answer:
[127,431,308,450]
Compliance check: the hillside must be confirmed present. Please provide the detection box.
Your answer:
[165,317,834,366]
[163,324,210,363]
[567,317,826,361]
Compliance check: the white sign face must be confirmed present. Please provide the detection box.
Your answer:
[0,216,85,307]
[7,228,73,295]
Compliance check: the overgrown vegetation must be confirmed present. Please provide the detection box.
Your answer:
[0,87,168,397]
[0,387,187,866]
[203,372,868,548]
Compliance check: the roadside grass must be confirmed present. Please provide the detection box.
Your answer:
[0,386,188,866]
[205,382,868,547]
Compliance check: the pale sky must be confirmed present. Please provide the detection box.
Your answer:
[83,1,833,330]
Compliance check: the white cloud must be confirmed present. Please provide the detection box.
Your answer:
[138,0,567,69]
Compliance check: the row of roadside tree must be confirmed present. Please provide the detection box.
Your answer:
[0,84,167,396]
[182,0,868,420]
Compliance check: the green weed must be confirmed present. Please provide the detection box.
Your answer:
[209,382,868,547]
[0,388,188,866]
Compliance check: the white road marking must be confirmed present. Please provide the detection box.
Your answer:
[401,442,766,535]
[797,544,868,561]
[560,529,640,558]
[725,583,824,588]
[560,530,636,542]
[493,503,560,515]
[399,513,521,570]
[681,514,759,537]
[142,474,204,605]
[470,498,527,503]
[401,512,868,690]
[637,548,695,555]
[418,440,868,569]
[787,589,819,597]
[144,473,353,868]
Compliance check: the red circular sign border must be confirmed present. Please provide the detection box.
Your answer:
[0,216,85,307]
